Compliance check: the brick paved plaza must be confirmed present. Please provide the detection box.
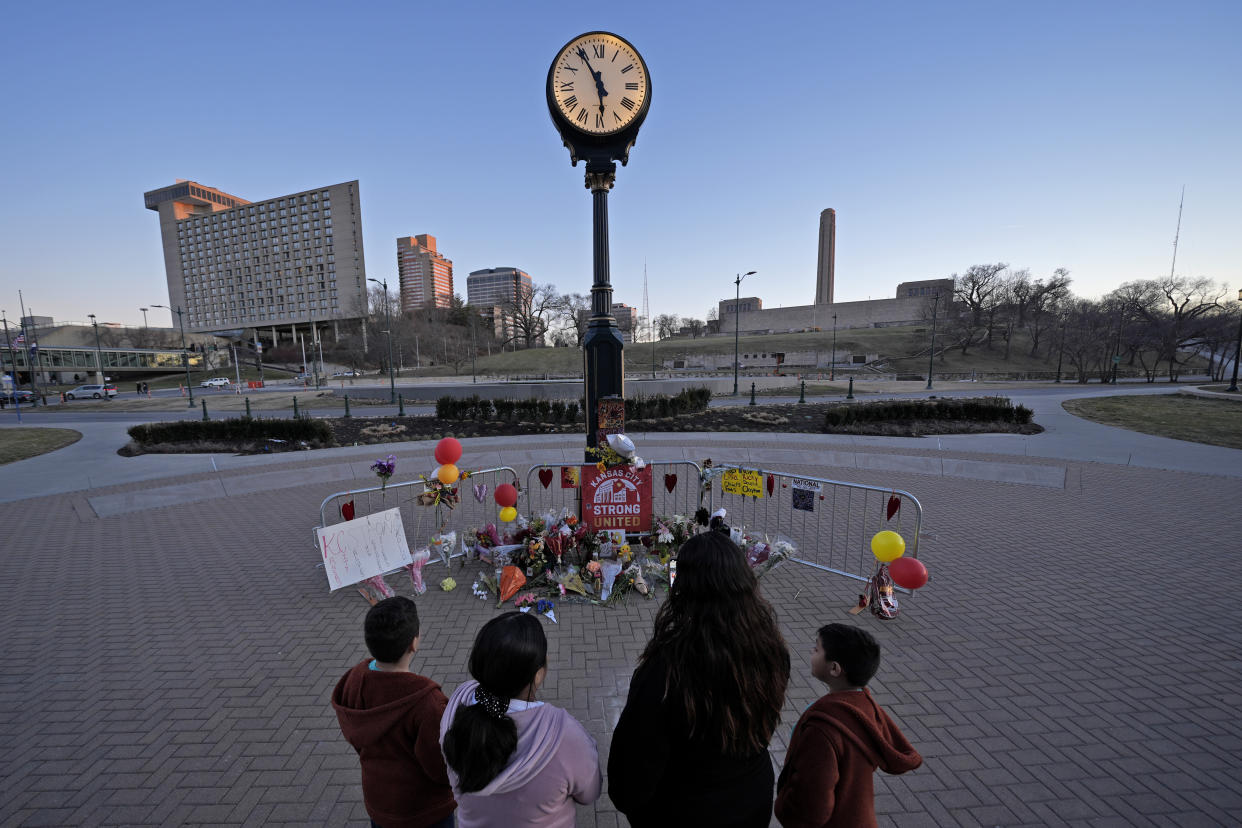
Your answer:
[2,431,1240,827]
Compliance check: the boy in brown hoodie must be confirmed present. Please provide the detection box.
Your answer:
[332,596,456,828]
[775,623,922,828]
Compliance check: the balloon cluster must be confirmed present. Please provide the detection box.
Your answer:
[434,438,462,485]
[870,530,929,590]
[494,483,518,523]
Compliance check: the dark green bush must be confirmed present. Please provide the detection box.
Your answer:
[824,396,1029,431]
[128,417,333,446]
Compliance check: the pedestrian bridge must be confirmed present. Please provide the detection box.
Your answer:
[2,344,206,383]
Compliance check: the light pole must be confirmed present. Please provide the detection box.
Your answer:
[1227,289,1242,393]
[367,278,396,402]
[1055,320,1066,383]
[87,314,105,386]
[151,304,194,406]
[732,271,757,396]
[140,307,149,329]
[926,293,940,390]
[830,313,838,382]
[1,312,22,420]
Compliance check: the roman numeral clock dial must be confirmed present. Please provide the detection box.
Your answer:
[548,32,650,140]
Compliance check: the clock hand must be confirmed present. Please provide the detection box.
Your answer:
[576,47,610,109]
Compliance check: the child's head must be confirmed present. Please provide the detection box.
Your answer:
[364,596,421,663]
[812,623,880,688]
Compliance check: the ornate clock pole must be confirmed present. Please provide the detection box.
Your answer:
[547,31,651,459]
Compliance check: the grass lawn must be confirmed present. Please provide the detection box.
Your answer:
[0,427,82,465]
[1062,395,1242,449]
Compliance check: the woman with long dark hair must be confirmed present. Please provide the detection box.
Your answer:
[608,530,791,827]
[440,612,600,827]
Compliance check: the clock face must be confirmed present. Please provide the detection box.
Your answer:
[550,32,649,136]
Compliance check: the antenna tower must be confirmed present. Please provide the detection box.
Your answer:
[1169,185,1184,279]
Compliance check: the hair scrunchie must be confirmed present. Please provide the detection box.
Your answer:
[474,686,510,720]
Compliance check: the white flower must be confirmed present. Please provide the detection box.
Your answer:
[657,530,674,544]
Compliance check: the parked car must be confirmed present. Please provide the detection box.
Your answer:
[199,377,231,388]
[332,370,361,377]
[2,389,37,406]
[65,384,117,400]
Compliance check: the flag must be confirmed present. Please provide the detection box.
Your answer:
[12,334,24,345]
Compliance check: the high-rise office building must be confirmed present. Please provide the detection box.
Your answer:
[467,267,533,308]
[397,235,454,310]
[815,208,836,305]
[143,179,367,342]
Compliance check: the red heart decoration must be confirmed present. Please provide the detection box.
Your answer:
[538,468,554,488]
[886,495,901,521]
[664,473,677,493]
[341,500,355,521]
[767,474,775,498]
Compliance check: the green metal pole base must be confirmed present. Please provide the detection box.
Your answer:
[292,397,299,419]
[201,399,209,421]
[343,395,351,418]
[798,380,806,404]
[244,397,252,419]
[846,377,855,400]
[398,394,405,416]
[749,382,756,406]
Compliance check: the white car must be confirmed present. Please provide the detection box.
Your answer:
[199,377,231,388]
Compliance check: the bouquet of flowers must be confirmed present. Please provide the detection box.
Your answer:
[371,454,397,492]
[651,514,693,562]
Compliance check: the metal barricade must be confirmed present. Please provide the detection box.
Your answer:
[705,464,923,586]
[317,466,520,564]
[524,460,705,525]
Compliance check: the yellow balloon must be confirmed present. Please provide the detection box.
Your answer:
[499,506,518,523]
[871,530,906,562]
[436,463,460,485]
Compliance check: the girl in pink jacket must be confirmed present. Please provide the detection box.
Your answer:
[440,612,601,827]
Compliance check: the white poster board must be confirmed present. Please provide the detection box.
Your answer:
[317,507,410,591]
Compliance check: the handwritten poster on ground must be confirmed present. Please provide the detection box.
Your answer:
[721,468,764,498]
[317,507,410,591]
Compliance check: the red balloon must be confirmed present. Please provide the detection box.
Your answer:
[494,483,518,508]
[889,557,929,590]
[434,437,463,466]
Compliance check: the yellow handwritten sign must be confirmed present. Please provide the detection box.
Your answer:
[721,468,764,498]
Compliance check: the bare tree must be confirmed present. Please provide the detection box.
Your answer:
[947,263,1007,354]
[684,318,705,338]
[507,282,562,349]
[1025,268,1072,357]
[655,313,681,340]
[557,292,590,346]
[1111,276,1225,381]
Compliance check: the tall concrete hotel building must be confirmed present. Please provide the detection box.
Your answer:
[143,179,367,345]
[397,235,454,311]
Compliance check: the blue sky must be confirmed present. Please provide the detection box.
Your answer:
[1,0,1238,329]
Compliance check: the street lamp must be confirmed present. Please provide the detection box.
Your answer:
[926,293,940,390]
[830,313,838,382]
[87,314,105,386]
[367,277,397,403]
[140,307,149,329]
[1228,288,1242,393]
[732,271,757,396]
[151,304,194,407]
[1055,319,1066,383]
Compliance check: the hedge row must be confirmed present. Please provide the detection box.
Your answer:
[434,388,712,424]
[128,417,334,446]
[435,396,581,424]
[625,388,712,420]
[824,397,1033,428]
